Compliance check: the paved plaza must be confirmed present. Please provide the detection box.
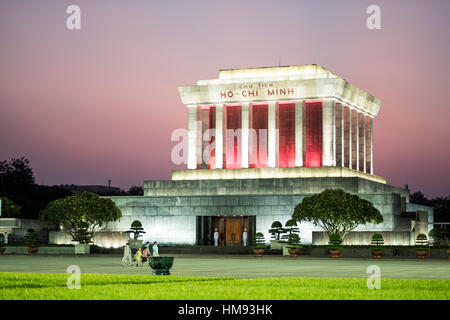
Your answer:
[0,255,448,279]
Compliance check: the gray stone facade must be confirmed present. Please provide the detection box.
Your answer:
[104,176,430,245]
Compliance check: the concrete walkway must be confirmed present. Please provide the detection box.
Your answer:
[0,255,448,279]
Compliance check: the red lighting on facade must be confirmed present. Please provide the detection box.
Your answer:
[225,105,242,169]
[278,102,296,168]
[305,101,323,167]
[250,104,268,168]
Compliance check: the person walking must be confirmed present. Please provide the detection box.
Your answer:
[121,242,132,266]
[141,246,148,267]
[134,247,142,267]
[152,241,159,257]
[145,242,151,257]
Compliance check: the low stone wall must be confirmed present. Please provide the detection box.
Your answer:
[299,247,448,259]
[2,246,75,255]
[313,231,413,246]
[49,231,129,248]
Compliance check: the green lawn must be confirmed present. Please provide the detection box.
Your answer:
[1,272,449,300]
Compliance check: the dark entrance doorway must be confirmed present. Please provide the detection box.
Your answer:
[196,216,255,246]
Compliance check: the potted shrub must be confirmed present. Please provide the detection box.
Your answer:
[370,233,384,258]
[286,233,302,257]
[328,233,343,258]
[269,221,286,249]
[26,229,39,256]
[251,232,266,257]
[415,233,429,259]
[72,221,92,254]
[127,220,146,249]
[0,234,5,255]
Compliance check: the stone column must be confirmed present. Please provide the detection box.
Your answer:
[336,103,344,167]
[358,113,366,173]
[215,104,224,169]
[348,107,352,169]
[200,107,210,168]
[187,105,198,169]
[322,99,335,166]
[268,101,277,168]
[369,117,373,174]
[351,109,358,170]
[295,100,304,167]
[241,103,250,168]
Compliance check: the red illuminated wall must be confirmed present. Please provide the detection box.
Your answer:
[225,105,242,169]
[209,106,216,169]
[250,104,268,168]
[304,101,323,167]
[278,103,296,168]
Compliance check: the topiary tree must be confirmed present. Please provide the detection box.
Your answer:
[415,234,429,250]
[72,221,92,244]
[328,233,343,250]
[252,232,266,249]
[293,189,383,239]
[286,233,302,249]
[281,219,300,243]
[371,233,384,250]
[268,221,285,241]
[128,220,146,240]
[39,192,122,244]
[25,229,39,248]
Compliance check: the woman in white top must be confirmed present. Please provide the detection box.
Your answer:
[242,228,248,246]
[152,241,159,257]
[213,228,219,246]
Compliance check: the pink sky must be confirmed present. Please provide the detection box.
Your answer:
[1,0,449,198]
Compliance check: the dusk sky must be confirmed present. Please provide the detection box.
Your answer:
[1,0,449,198]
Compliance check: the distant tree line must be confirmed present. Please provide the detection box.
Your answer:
[409,190,450,223]
[0,157,143,219]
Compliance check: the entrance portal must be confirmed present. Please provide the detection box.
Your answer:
[196,216,255,246]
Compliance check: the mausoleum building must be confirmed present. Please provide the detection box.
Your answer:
[54,65,433,247]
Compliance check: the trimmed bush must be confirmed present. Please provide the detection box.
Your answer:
[252,232,266,249]
[128,220,146,240]
[72,221,92,244]
[328,233,343,250]
[287,233,302,249]
[281,219,300,243]
[370,233,384,250]
[25,229,39,248]
[269,221,285,241]
[415,234,429,250]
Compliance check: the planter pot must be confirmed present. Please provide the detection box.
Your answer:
[0,247,5,255]
[74,244,91,255]
[328,249,342,258]
[288,248,301,257]
[149,256,174,275]
[371,249,384,259]
[27,248,39,256]
[252,248,265,257]
[129,240,143,249]
[415,250,428,259]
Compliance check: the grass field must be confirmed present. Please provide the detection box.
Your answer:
[1,272,449,300]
